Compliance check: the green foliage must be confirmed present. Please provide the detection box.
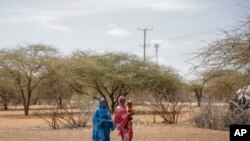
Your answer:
[0,45,184,113]
[136,63,183,98]
[69,52,147,110]
[36,57,72,107]
[204,69,250,101]
[0,44,58,115]
[69,51,183,110]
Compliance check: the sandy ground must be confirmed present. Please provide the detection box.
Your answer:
[0,106,229,141]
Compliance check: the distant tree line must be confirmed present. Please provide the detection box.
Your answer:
[0,16,249,115]
[0,45,184,115]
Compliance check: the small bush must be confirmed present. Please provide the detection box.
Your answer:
[149,94,186,124]
[193,101,226,130]
[193,100,250,130]
[36,108,60,129]
[57,104,91,129]
[36,101,91,129]
[224,101,250,126]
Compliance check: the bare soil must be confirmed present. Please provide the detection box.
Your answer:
[0,106,229,141]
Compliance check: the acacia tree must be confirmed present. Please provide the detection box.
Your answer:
[0,87,13,110]
[0,44,57,115]
[0,80,14,110]
[190,76,209,107]
[189,69,227,106]
[36,57,72,108]
[190,68,250,105]
[193,16,250,104]
[69,52,146,111]
[0,70,15,110]
[148,66,182,99]
[135,64,185,123]
[203,69,250,101]
[196,16,250,75]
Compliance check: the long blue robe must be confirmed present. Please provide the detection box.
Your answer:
[92,98,115,141]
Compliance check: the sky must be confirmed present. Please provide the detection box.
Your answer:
[0,0,249,80]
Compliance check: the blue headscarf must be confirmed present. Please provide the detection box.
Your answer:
[92,98,115,141]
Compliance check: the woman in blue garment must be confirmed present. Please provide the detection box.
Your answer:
[92,98,115,141]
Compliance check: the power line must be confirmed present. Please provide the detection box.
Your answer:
[103,1,249,52]
[170,29,217,41]
[150,0,249,26]
[138,27,153,61]
[168,23,238,41]
[172,0,248,24]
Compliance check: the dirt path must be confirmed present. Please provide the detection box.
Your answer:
[0,115,229,141]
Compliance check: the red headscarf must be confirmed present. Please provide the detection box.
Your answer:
[114,96,128,129]
[118,96,126,108]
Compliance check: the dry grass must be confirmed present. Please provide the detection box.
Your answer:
[0,106,229,141]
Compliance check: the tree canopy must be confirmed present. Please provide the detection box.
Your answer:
[196,16,250,75]
[0,44,57,115]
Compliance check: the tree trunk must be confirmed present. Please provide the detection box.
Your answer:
[24,104,29,116]
[195,89,202,107]
[0,95,9,110]
[197,98,201,107]
[23,91,32,116]
[4,102,8,110]
[110,99,116,113]
[57,97,63,109]
[33,97,39,105]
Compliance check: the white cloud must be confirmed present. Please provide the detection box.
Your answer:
[149,57,170,66]
[150,2,198,11]
[107,24,117,28]
[1,0,201,17]
[177,65,195,80]
[69,0,201,12]
[0,9,72,33]
[42,23,72,32]
[151,39,171,44]
[0,0,202,32]
[157,57,171,66]
[108,28,132,37]
[183,41,194,45]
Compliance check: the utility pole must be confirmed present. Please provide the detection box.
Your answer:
[138,27,153,61]
[154,43,159,65]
